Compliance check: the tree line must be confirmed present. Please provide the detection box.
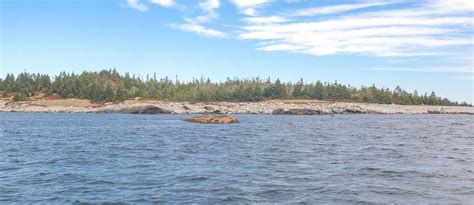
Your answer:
[0,69,470,106]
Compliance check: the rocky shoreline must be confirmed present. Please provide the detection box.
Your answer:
[1,99,473,115]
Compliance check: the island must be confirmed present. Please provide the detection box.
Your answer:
[1,70,472,115]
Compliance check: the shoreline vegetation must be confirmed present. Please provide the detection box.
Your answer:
[1,69,471,106]
[1,69,472,115]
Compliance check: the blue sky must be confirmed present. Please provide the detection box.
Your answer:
[1,0,473,103]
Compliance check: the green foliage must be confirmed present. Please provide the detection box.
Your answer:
[12,93,28,101]
[292,78,304,98]
[3,74,16,92]
[264,79,287,99]
[0,69,469,106]
[308,81,327,99]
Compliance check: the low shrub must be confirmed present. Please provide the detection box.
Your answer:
[12,93,28,101]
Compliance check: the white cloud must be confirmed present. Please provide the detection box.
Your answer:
[430,0,474,12]
[150,0,175,8]
[231,0,269,16]
[258,44,306,51]
[199,0,220,11]
[242,17,472,33]
[243,16,288,24]
[231,0,268,8]
[170,23,226,38]
[127,0,149,12]
[292,2,393,16]
[239,31,283,40]
[124,0,473,61]
[241,8,257,16]
[238,0,473,57]
[195,0,220,23]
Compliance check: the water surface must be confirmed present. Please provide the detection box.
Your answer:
[1,113,473,203]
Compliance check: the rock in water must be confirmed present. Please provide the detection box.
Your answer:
[183,115,239,124]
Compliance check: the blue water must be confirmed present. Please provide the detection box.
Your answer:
[1,113,473,204]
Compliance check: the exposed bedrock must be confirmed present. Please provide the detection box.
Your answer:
[101,105,172,114]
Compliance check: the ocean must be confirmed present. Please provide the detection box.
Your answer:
[1,113,473,203]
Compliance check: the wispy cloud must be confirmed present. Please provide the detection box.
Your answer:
[124,0,473,60]
[429,0,474,12]
[199,0,220,12]
[239,0,473,57]
[231,0,268,8]
[127,0,148,12]
[241,8,257,16]
[230,0,269,16]
[290,1,394,16]
[196,0,221,23]
[176,0,224,37]
[243,16,289,24]
[170,23,226,38]
[150,0,175,8]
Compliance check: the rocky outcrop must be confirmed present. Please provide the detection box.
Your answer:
[204,106,215,111]
[342,105,365,114]
[102,105,172,114]
[272,106,367,115]
[427,110,442,114]
[183,115,239,124]
[1,99,473,115]
[131,105,172,114]
[273,108,321,115]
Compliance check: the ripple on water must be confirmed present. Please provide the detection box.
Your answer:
[1,113,473,203]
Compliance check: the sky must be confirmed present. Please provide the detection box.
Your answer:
[0,0,473,103]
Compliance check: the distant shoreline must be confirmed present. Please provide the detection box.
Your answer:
[1,99,473,115]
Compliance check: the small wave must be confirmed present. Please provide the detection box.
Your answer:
[177,175,210,183]
[2,114,473,204]
[88,179,115,185]
[371,187,426,197]
[358,168,439,179]
[72,201,127,205]
[0,167,21,172]
[359,167,382,171]
[256,189,294,198]
[45,158,65,164]
[218,195,252,203]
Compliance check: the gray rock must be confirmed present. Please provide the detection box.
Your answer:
[212,110,223,114]
[182,105,191,110]
[204,106,214,110]
[427,110,443,114]
[102,105,172,114]
[344,106,364,114]
[273,108,321,115]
